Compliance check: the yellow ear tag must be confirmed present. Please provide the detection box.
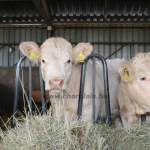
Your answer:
[29,51,38,61]
[124,70,130,81]
[76,52,85,62]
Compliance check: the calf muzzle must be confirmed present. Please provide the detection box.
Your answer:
[49,78,64,90]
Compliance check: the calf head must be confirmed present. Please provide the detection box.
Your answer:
[19,37,93,94]
[118,53,150,114]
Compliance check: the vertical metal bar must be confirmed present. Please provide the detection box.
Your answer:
[12,55,26,128]
[92,57,96,123]
[39,64,46,114]
[144,24,146,52]
[29,61,32,114]
[13,28,16,66]
[19,26,21,65]
[101,55,111,126]
[2,27,4,66]
[77,63,87,119]
[8,27,10,66]
[36,25,37,42]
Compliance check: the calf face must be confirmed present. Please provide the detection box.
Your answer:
[19,37,92,94]
[118,53,150,115]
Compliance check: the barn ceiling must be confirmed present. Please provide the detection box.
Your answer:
[0,0,149,26]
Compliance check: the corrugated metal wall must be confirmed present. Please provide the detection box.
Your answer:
[0,25,47,67]
[0,24,150,67]
[52,24,150,61]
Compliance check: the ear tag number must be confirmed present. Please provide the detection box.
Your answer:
[124,70,130,81]
[29,51,38,61]
[76,52,85,62]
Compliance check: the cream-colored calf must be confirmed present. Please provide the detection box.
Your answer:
[20,37,123,126]
[118,53,150,126]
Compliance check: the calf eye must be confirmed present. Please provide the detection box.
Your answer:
[42,60,45,63]
[67,60,71,64]
[140,77,147,82]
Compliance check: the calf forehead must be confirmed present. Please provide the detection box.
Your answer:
[40,38,72,61]
[41,38,72,52]
[130,52,150,66]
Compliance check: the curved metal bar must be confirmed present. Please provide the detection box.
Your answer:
[12,55,27,128]
[77,54,111,126]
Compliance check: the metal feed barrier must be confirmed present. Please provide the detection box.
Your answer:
[12,56,47,128]
[12,53,146,128]
[77,54,146,126]
[77,54,111,126]
[12,53,112,128]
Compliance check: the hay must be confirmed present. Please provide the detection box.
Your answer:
[0,108,150,150]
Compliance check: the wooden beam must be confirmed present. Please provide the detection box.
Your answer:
[32,0,51,25]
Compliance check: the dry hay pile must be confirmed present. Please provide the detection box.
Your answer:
[0,110,150,150]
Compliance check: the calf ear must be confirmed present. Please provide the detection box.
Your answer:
[72,43,93,63]
[19,42,41,62]
[118,62,134,82]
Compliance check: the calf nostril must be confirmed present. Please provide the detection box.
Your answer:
[59,80,64,86]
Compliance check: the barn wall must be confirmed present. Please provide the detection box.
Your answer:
[0,67,41,112]
[52,24,150,61]
[0,25,48,67]
[0,24,150,67]
[0,24,150,112]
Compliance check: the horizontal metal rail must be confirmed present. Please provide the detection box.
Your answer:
[1,42,150,46]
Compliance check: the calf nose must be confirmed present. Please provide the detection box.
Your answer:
[49,78,64,90]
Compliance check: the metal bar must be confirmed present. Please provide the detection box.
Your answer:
[0,21,150,25]
[71,42,150,45]
[105,44,127,59]
[1,42,150,46]
[0,43,42,45]
[51,21,150,24]
[2,28,4,66]
[77,63,86,119]
[92,57,96,123]
[54,26,150,29]
[141,115,146,123]
[77,54,111,126]
[7,28,10,66]
[29,61,32,114]
[1,26,150,30]
[0,0,30,1]
[39,64,46,114]
[0,22,46,25]
[12,55,27,128]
